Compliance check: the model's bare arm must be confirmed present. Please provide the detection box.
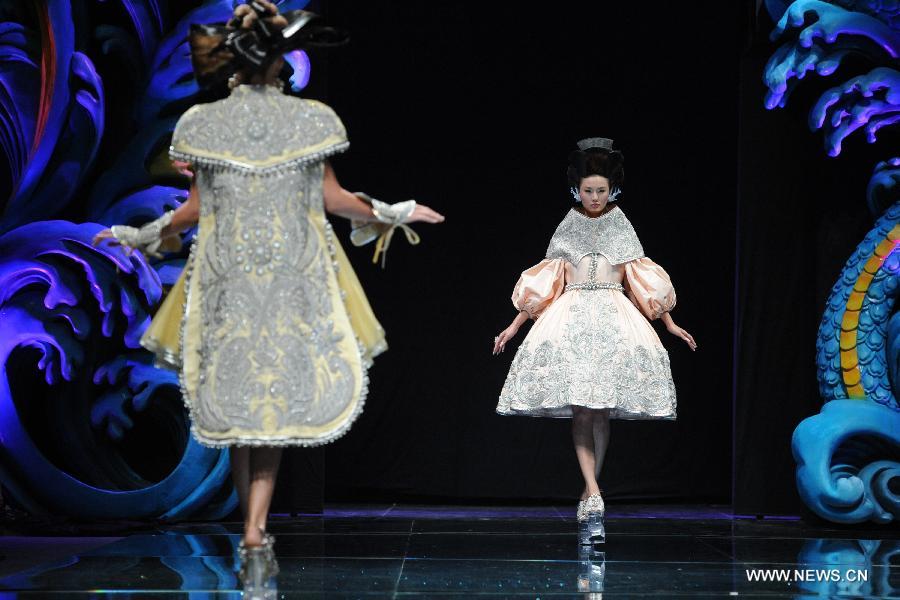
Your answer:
[493,310,530,355]
[322,161,445,224]
[322,161,377,222]
[661,311,697,351]
[162,182,200,237]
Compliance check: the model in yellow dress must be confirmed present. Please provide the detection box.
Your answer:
[92,2,444,593]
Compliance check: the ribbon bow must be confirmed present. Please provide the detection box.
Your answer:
[350,195,420,268]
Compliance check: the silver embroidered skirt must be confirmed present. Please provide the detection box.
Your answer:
[497,287,676,419]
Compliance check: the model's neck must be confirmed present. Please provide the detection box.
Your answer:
[576,205,615,219]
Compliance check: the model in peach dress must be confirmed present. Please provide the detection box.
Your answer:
[493,138,696,544]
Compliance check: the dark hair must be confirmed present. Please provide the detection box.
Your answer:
[567,149,625,191]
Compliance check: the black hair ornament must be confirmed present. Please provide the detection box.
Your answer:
[188,2,349,88]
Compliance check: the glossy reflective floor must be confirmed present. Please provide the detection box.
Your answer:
[1,504,899,598]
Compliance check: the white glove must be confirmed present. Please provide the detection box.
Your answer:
[350,193,420,268]
[110,210,180,258]
[372,198,417,225]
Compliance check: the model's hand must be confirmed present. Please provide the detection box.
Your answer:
[493,324,519,355]
[172,160,194,178]
[667,323,697,351]
[403,204,445,225]
[232,1,287,29]
[92,229,134,255]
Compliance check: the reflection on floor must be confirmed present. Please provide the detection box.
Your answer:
[1,504,898,597]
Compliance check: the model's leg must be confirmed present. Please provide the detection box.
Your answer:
[582,408,611,498]
[592,408,611,481]
[229,446,251,520]
[575,409,607,543]
[243,446,283,546]
[572,407,601,501]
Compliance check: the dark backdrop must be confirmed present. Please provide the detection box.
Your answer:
[306,1,739,504]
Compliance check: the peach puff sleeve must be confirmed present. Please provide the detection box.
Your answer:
[511,258,567,320]
[624,257,676,320]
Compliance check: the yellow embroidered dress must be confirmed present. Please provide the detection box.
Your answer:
[140,84,386,447]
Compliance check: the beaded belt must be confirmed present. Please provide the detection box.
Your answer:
[565,281,624,292]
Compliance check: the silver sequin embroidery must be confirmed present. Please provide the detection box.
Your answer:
[194,163,356,435]
[545,206,645,266]
[170,85,348,174]
[497,288,676,419]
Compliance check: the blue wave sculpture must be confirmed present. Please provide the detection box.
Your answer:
[0,221,235,519]
[0,2,103,233]
[763,0,900,524]
[0,0,311,520]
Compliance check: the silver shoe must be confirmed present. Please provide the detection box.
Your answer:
[578,493,606,545]
[238,535,279,599]
[576,499,587,522]
[260,531,279,578]
[578,512,606,545]
[584,493,605,516]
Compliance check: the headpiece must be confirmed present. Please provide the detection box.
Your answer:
[188,2,349,88]
[576,137,614,151]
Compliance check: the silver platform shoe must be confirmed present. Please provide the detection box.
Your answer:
[261,531,279,577]
[576,499,587,522]
[578,493,606,545]
[238,531,279,600]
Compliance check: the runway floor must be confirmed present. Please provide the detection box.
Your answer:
[0,504,898,598]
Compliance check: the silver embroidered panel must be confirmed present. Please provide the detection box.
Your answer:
[545,206,645,266]
[192,163,357,435]
[497,290,676,419]
[170,85,346,170]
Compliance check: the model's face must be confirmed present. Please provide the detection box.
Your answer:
[579,175,611,216]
